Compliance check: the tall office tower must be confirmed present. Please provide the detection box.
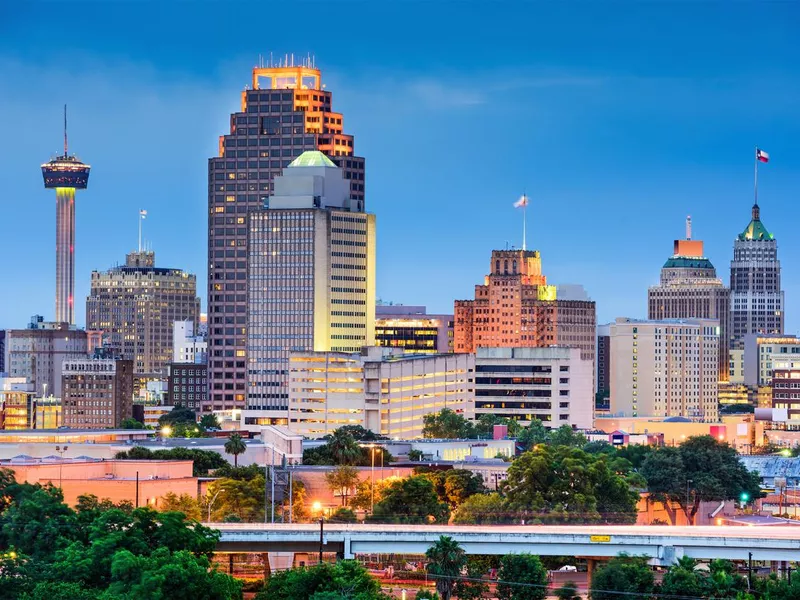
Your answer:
[375,305,454,354]
[609,318,719,421]
[61,357,133,428]
[454,249,596,367]
[3,317,89,397]
[243,151,375,427]
[41,107,90,325]
[596,324,611,408]
[208,60,365,413]
[648,218,730,381]
[86,251,200,377]
[730,203,783,349]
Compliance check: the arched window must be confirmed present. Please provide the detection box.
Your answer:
[495,260,500,273]
[513,260,517,273]
[504,260,508,274]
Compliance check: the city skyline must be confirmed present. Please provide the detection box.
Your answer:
[2,2,800,332]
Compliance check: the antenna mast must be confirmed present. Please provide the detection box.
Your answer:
[63,104,68,156]
[686,215,692,240]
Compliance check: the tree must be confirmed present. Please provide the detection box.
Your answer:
[452,492,508,524]
[370,476,449,524]
[327,428,363,465]
[474,414,521,438]
[453,559,489,600]
[114,447,228,476]
[516,418,549,451]
[208,476,265,522]
[503,445,638,523]
[329,507,358,523]
[257,560,389,600]
[408,449,425,461]
[350,477,395,511]
[120,417,145,430]
[158,406,203,438]
[496,553,548,600]
[641,435,763,525]
[659,557,703,599]
[425,535,466,600]
[334,424,386,441]
[548,425,587,448]
[554,581,581,600]
[224,433,247,467]
[199,414,221,430]
[324,465,360,507]
[422,408,474,439]
[160,492,202,521]
[419,468,487,509]
[590,555,654,600]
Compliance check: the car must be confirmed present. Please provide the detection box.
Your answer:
[558,565,578,572]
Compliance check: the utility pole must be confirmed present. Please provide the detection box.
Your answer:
[748,552,753,590]
[318,517,324,564]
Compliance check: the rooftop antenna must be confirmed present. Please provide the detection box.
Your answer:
[686,215,692,240]
[138,209,147,253]
[63,104,68,156]
[270,51,274,67]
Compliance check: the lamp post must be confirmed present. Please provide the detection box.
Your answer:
[55,445,68,491]
[312,501,324,564]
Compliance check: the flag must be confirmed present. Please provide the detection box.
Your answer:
[513,194,529,208]
[140,209,147,218]
[757,149,769,163]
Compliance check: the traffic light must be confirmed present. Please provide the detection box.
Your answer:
[740,492,750,502]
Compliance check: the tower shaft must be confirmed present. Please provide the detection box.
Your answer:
[55,187,76,324]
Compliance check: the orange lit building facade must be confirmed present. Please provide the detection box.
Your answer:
[455,249,596,369]
[207,60,365,414]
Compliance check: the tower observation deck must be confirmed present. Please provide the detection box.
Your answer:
[41,106,90,325]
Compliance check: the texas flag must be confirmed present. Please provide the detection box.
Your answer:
[757,149,770,163]
[513,194,529,208]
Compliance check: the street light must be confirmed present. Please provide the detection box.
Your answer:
[161,425,172,438]
[313,501,324,564]
[55,445,68,491]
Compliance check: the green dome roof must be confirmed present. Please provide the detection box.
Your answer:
[738,204,774,241]
[662,256,715,269]
[288,151,337,168]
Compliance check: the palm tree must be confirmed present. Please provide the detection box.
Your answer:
[224,433,247,467]
[327,429,362,465]
[425,535,466,600]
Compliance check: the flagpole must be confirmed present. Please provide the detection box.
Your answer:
[754,146,759,206]
[522,203,527,251]
[138,211,143,253]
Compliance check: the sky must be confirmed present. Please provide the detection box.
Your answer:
[1,1,800,331]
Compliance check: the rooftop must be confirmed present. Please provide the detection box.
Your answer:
[662,256,716,269]
[288,150,336,168]
[738,204,774,241]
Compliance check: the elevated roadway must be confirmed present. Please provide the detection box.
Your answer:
[213,524,800,565]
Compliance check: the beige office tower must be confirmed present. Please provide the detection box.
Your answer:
[610,318,719,421]
[243,151,376,429]
[86,251,200,377]
[648,219,730,382]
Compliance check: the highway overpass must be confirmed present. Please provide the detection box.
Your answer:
[213,524,800,565]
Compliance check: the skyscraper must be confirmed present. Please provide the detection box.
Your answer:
[454,249,596,368]
[207,60,364,413]
[243,151,375,427]
[86,251,200,377]
[41,107,90,325]
[730,203,783,348]
[648,218,730,381]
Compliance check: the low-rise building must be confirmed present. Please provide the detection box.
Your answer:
[0,377,35,429]
[62,358,134,429]
[474,346,593,429]
[288,347,474,438]
[375,305,454,354]
[34,396,61,429]
[173,320,207,364]
[4,458,197,507]
[167,363,207,409]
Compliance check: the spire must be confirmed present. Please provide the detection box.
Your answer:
[686,215,692,240]
[752,203,760,221]
[63,104,68,156]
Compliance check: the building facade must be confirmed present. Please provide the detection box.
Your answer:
[597,324,611,408]
[743,334,800,387]
[474,346,593,429]
[287,347,474,438]
[454,249,596,372]
[648,226,730,381]
[771,369,800,429]
[609,318,719,421]
[730,203,783,349]
[3,317,89,397]
[86,251,200,378]
[167,363,207,410]
[61,358,134,429]
[173,320,207,364]
[0,377,36,430]
[207,62,365,414]
[375,305,454,354]
[243,151,376,426]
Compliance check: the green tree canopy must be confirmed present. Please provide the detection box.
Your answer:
[199,414,221,430]
[451,492,509,525]
[422,408,475,439]
[418,468,487,509]
[425,535,466,600]
[325,465,361,507]
[591,555,654,600]
[503,445,638,523]
[370,476,449,524]
[256,560,389,600]
[496,553,548,600]
[640,435,763,524]
[120,418,145,430]
[114,447,228,476]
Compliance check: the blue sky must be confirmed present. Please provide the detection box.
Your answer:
[2,1,800,330]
